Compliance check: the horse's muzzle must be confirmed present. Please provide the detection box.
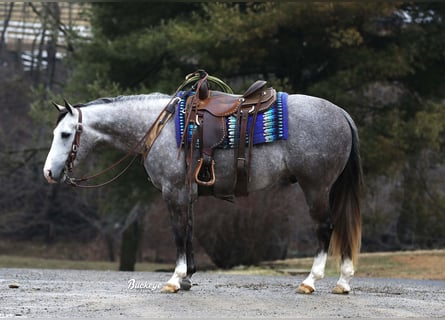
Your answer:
[44,169,58,184]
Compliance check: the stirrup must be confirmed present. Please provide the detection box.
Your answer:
[194,158,216,186]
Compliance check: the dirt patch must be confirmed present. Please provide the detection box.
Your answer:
[1,268,444,318]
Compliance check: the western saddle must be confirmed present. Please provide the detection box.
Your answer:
[180,70,276,197]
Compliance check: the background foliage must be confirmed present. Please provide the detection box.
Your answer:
[1,2,444,268]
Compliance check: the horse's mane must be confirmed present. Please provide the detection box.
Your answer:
[55,93,169,124]
[76,93,169,108]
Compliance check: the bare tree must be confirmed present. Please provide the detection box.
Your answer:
[0,3,15,53]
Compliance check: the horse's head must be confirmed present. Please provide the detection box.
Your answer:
[43,101,84,184]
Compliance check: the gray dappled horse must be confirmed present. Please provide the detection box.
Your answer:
[43,91,362,294]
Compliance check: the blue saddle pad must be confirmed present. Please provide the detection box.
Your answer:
[175,91,288,148]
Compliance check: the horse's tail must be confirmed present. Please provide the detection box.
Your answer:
[329,113,362,266]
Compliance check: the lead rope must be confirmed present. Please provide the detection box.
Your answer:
[65,70,232,189]
[64,118,150,189]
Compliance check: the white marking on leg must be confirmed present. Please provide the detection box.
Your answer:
[336,258,354,292]
[166,254,187,290]
[302,252,327,290]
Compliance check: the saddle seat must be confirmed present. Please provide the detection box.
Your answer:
[195,80,275,117]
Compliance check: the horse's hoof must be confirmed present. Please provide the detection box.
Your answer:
[297,283,314,294]
[180,279,192,291]
[332,285,350,294]
[161,283,179,293]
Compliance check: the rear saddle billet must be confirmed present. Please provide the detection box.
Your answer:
[181,71,277,196]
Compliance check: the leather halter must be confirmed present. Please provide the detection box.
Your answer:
[63,107,140,188]
[65,108,83,173]
[63,97,179,189]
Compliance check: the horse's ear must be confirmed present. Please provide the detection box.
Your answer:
[64,99,74,115]
[52,101,65,112]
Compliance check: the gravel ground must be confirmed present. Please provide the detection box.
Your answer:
[1,268,444,318]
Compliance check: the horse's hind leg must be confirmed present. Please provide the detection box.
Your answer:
[297,188,332,294]
[297,177,360,294]
[161,189,196,293]
[332,257,354,294]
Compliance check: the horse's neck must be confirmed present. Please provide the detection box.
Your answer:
[83,95,170,153]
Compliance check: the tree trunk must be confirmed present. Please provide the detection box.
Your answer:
[119,221,142,271]
[46,2,60,89]
[119,204,144,271]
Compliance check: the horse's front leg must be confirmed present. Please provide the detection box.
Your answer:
[161,188,196,293]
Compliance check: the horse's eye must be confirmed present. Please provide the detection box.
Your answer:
[61,132,71,139]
